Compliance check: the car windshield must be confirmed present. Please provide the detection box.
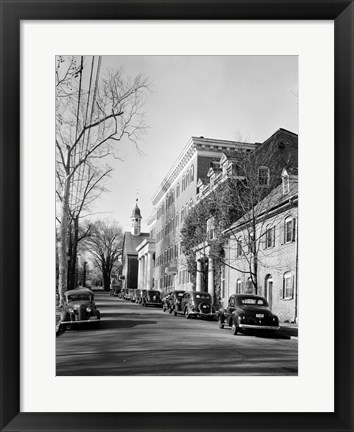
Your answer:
[67,294,91,301]
[195,294,210,300]
[238,297,268,306]
[148,291,160,297]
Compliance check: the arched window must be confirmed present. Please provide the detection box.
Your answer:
[258,166,270,186]
[282,272,294,299]
[246,277,254,294]
[236,279,243,294]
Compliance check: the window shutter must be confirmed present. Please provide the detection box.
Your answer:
[263,231,267,249]
[272,227,276,247]
[292,218,297,242]
[280,221,284,245]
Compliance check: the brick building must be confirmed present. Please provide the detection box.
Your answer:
[223,167,298,323]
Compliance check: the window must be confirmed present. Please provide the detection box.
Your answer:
[265,225,275,248]
[236,236,243,257]
[258,166,270,186]
[246,277,254,294]
[282,272,294,299]
[177,183,180,198]
[236,279,243,294]
[284,216,296,243]
[190,165,194,181]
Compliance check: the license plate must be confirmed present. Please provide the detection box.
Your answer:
[256,314,264,318]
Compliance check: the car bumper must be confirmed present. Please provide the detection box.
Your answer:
[61,316,100,324]
[189,311,216,317]
[239,324,280,330]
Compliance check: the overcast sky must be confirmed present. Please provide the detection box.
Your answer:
[88,55,298,232]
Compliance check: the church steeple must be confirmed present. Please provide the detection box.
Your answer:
[131,199,142,236]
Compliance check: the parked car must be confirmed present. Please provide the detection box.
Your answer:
[135,289,142,303]
[141,290,163,307]
[60,288,100,329]
[218,294,280,335]
[170,290,185,315]
[129,288,137,302]
[175,291,215,319]
[162,291,174,312]
[139,289,147,304]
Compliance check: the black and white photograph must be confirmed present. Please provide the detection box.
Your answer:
[56,55,299,376]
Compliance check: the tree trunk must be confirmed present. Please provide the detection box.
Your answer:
[58,175,70,305]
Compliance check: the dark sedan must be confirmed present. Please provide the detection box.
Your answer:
[141,290,163,307]
[218,294,279,335]
[60,288,100,329]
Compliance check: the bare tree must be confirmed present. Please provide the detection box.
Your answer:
[56,55,150,304]
[83,220,123,291]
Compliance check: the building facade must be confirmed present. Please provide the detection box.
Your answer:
[223,168,298,322]
[149,136,256,296]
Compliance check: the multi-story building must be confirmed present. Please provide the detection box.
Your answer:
[149,136,256,296]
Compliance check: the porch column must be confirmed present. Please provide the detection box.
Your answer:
[143,254,148,290]
[138,257,142,289]
[196,260,202,291]
[208,257,214,304]
[141,256,146,289]
[146,252,153,290]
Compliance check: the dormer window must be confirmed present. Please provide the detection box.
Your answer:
[207,217,215,240]
[258,166,270,186]
[282,172,290,194]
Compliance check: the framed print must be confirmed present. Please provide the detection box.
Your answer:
[0,1,353,431]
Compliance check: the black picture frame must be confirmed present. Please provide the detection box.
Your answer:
[1,1,353,431]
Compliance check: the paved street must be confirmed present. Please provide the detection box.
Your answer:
[56,291,298,376]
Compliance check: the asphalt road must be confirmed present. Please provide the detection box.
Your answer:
[56,291,298,376]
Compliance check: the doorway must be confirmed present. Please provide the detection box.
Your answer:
[264,274,273,309]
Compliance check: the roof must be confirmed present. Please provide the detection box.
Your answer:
[226,174,298,233]
[122,231,150,256]
[131,200,142,218]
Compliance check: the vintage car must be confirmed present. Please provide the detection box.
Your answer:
[162,291,174,312]
[170,290,185,315]
[141,290,163,307]
[134,289,142,303]
[138,289,147,304]
[60,288,100,328]
[129,288,137,302]
[175,291,215,319]
[218,294,280,335]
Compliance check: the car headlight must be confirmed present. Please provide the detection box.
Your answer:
[86,307,91,312]
[68,307,73,313]
[238,315,244,322]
